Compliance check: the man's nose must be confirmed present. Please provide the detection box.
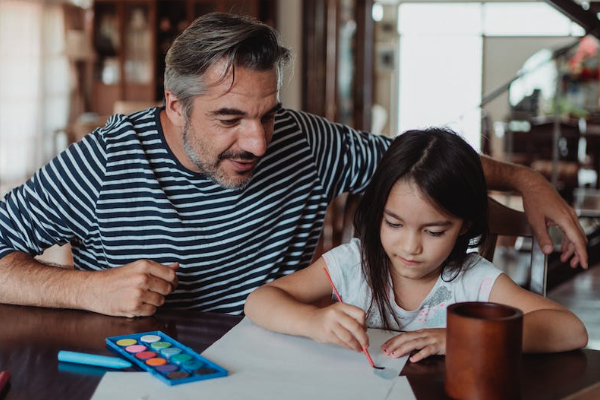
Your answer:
[238,121,267,157]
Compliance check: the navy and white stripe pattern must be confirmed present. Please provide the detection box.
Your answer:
[0,108,391,314]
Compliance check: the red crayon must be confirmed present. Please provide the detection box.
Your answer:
[0,370,10,393]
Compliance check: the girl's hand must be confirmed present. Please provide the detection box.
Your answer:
[307,302,369,352]
[381,328,446,362]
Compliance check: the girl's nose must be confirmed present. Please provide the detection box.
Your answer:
[400,232,422,255]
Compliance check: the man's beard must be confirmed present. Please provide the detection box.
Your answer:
[182,123,257,190]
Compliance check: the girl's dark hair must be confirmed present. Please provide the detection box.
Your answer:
[353,127,488,329]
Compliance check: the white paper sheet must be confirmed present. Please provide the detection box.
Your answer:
[91,318,415,400]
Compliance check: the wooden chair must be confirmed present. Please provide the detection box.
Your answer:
[113,100,162,115]
[480,196,548,296]
[331,194,548,296]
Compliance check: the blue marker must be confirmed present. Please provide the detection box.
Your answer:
[58,350,132,369]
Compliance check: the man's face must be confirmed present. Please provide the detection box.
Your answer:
[181,62,281,189]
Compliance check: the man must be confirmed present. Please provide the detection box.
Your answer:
[0,13,587,317]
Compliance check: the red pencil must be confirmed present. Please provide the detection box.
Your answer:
[0,370,10,393]
[323,267,380,369]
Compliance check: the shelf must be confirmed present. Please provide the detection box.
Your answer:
[90,0,276,115]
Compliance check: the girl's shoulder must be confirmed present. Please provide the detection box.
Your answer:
[442,253,504,302]
[321,238,364,282]
[322,238,362,269]
[470,252,501,269]
[445,253,503,278]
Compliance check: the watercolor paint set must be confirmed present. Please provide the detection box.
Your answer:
[106,330,228,385]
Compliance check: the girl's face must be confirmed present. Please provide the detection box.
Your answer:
[380,179,466,283]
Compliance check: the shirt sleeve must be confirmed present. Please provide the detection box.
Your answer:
[287,110,392,201]
[0,128,108,260]
[322,238,366,305]
[453,255,504,302]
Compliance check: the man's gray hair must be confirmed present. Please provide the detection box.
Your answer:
[164,12,292,120]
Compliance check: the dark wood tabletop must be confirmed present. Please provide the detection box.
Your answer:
[0,303,598,400]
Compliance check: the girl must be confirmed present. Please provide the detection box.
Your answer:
[244,127,588,362]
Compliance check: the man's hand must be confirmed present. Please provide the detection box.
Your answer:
[0,253,179,316]
[83,260,179,317]
[520,175,588,269]
[481,155,588,269]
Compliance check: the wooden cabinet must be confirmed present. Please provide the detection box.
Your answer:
[92,1,155,115]
[302,0,373,131]
[303,0,375,260]
[91,0,277,115]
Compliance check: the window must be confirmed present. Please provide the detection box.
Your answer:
[482,2,584,36]
[395,2,583,151]
[398,3,482,149]
[0,1,69,195]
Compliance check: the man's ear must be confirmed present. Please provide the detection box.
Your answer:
[164,90,186,128]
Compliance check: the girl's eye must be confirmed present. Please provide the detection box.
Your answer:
[384,219,402,229]
[426,230,446,237]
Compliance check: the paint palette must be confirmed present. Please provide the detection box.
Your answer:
[106,330,227,386]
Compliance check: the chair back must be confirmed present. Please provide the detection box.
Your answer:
[481,197,548,296]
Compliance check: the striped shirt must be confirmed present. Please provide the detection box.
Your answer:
[0,107,391,314]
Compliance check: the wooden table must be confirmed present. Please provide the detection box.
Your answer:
[0,304,598,400]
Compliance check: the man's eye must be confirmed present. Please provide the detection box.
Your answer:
[220,119,239,126]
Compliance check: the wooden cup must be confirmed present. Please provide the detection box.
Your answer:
[445,302,523,400]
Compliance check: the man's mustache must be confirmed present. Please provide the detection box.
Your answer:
[218,151,258,161]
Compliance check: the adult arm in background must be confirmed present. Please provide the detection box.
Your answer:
[0,252,178,317]
[309,123,588,269]
[0,119,178,317]
[304,116,587,269]
[481,155,588,269]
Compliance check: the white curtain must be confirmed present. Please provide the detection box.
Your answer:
[0,0,70,195]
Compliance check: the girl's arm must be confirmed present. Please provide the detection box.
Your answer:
[244,257,370,352]
[380,272,588,362]
[489,273,588,353]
